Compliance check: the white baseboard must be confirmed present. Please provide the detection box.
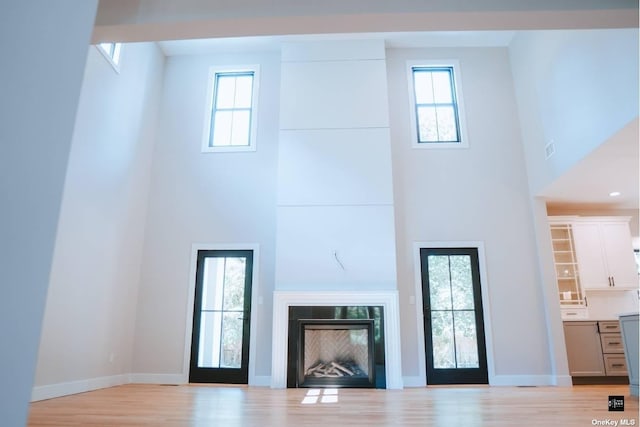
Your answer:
[249,375,271,387]
[128,373,186,384]
[490,375,557,386]
[554,375,573,387]
[402,376,426,387]
[31,374,130,402]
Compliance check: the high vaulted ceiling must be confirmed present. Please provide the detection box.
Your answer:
[93,1,639,211]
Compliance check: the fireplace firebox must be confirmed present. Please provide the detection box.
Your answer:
[298,319,375,388]
[287,305,386,388]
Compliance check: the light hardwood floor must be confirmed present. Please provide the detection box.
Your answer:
[29,384,638,426]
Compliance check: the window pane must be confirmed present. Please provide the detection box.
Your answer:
[432,70,453,103]
[112,43,121,65]
[450,255,474,310]
[223,257,246,310]
[431,311,455,369]
[417,106,438,142]
[435,106,459,142]
[212,111,233,146]
[413,71,434,104]
[230,110,251,146]
[428,255,452,310]
[215,76,237,109]
[220,313,243,368]
[198,311,222,368]
[454,311,479,368]
[234,75,253,108]
[99,43,112,55]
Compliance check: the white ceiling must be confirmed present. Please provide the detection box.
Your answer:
[542,118,639,210]
[157,31,516,56]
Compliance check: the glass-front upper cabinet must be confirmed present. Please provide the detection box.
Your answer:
[550,223,584,306]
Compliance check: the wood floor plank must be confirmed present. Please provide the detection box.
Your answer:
[28,384,638,426]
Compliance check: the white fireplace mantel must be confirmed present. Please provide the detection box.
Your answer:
[271,290,403,389]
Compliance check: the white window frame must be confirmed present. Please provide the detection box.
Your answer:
[96,42,121,72]
[406,60,469,150]
[202,65,260,153]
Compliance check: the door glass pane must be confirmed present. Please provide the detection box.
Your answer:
[202,258,225,311]
[223,257,246,310]
[428,255,452,310]
[221,312,243,368]
[197,255,246,369]
[450,255,474,310]
[431,311,455,368]
[454,311,479,368]
[198,311,222,368]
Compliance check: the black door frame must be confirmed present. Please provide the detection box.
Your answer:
[189,249,254,384]
[420,247,488,385]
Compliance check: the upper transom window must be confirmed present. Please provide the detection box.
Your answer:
[408,62,468,149]
[203,67,260,152]
[97,42,121,70]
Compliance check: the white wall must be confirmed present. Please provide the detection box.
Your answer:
[0,1,98,424]
[387,47,551,383]
[275,40,397,291]
[509,29,639,198]
[33,42,165,397]
[133,51,280,380]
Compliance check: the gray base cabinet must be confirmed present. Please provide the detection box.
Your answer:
[564,321,606,376]
[599,321,627,376]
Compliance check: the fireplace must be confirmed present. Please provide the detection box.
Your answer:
[298,319,376,388]
[271,291,403,389]
[287,305,385,388]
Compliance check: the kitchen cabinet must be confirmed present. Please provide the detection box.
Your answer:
[571,219,638,290]
[549,221,584,307]
[563,321,605,376]
[564,320,630,380]
[598,321,627,376]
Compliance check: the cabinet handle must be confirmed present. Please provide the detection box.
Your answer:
[611,364,625,368]
[608,276,612,286]
[609,342,620,345]
[612,277,615,286]
[605,325,617,329]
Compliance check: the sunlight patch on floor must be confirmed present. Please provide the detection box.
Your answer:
[301,389,339,404]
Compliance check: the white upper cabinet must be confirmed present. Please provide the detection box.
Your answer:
[572,218,639,290]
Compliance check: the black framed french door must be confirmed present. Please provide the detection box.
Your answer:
[420,247,488,385]
[189,249,253,384]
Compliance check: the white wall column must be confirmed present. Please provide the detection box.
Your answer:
[0,1,98,424]
[275,40,397,291]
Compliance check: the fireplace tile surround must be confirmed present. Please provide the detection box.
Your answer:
[271,291,403,389]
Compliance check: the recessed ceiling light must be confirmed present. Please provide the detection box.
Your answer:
[609,191,621,197]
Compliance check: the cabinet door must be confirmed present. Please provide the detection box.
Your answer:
[563,322,605,376]
[572,223,609,289]
[601,223,639,289]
